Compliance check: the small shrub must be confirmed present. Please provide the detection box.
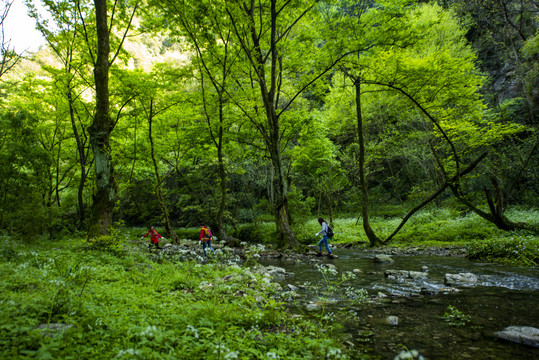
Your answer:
[84,235,123,254]
[441,305,471,327]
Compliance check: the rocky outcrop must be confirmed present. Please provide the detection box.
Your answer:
[252,264,292,281]
[224,236,242,248]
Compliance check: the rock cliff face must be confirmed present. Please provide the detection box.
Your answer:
[490,65,522,103]
[455,1,538,122]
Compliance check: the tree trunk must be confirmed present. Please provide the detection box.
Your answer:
[88,0,116,237]
[328,195,334,226]
[257,0,298,249]
[216,120,227,240]
[148,99,178,243]
[68,88,87,228]
[266,114,298,248]
[201,69,228,241]
[354,78,382,246]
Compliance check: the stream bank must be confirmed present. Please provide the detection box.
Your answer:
[150,240,538,359]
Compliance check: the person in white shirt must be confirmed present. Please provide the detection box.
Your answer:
[315,217,332,256]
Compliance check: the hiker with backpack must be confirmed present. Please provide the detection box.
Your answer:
[315,217,333,257]
[199,224,215,256]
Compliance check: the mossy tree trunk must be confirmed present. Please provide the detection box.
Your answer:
[88,0,116,237]
[354,77,382,247]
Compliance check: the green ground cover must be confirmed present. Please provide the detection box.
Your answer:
[0,237,349,359]
[1,207,537,359]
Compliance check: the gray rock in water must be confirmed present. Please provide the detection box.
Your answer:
[386,316,399,326]
[384,270,428,280]
[444,272,478,286]
[253,265,288,281]
[374,254,394,263]
[385,270,408,277]
[496,326,539,348]
[305,302,322,312]
[287,284,299,291]
[409,271,428,280]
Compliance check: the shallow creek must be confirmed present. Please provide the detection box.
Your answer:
[258,249,539,359]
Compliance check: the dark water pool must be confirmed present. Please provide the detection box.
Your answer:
[259,250,539,359]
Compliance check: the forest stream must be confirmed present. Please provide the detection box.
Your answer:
[258,250,539,359]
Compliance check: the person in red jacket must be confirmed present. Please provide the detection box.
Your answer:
[141,226,164,252]
[199,224,215,256]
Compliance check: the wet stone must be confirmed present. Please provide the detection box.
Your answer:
[374,254,394,263]
[496,326,539,348]
[444,273,478,286]
[386,316,399,326]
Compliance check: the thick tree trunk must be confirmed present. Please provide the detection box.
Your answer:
[88,0,116,237]
[268,143,298,248]
[355,79,382,247]
[237,0,299,249]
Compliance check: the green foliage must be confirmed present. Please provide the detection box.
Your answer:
[84,235,123,255]
[0,236,351,359]
[231,223,277,245]
[172,227,203,241]
[1,0,537,251]
[441,305,471,327]
[374,208,503,245]
[314,264,366,302]
[466,233,539,266]
[287,186,316,225]
[84,221,128,255]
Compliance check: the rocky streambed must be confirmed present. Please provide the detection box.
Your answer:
[144,240,539,359]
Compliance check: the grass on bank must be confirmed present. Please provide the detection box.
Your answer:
[0,236,349,360]
[240,207,538,266]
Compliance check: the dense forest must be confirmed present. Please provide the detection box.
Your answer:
[1,1,538,359]
[1,0,537,246]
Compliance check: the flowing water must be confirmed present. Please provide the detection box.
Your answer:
[258,249,539,359]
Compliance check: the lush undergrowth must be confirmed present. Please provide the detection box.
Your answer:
[0,237,350,359]
[1,208,537,358]
[466,233,539,266]
[290,207,539,266]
